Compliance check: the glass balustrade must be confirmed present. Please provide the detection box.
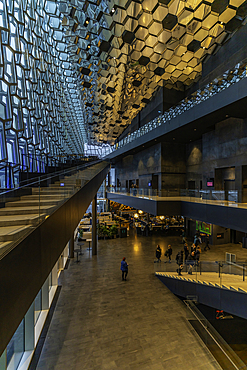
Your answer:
[107,187,245,208]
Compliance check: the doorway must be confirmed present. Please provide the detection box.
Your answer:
[152,174,158,190]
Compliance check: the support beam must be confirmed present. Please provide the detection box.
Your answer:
[92,194,97,255]
[69,233,74,258]
[146,213,149,236]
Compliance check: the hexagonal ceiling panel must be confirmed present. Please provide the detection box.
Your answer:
[58,0,247,145]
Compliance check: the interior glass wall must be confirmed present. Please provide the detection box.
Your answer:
[6,320,24,370]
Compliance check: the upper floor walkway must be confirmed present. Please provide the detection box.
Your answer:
[107,187,247,233]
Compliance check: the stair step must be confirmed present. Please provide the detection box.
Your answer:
[32,188,73,195]
[49,184,75,188]
[0,241,13,256]
[0,214,46,226]
[21,195,64,201]
[238,288,247,293]
[5,200,60,207]
[0,206,55,216]
[55,180,77,184]
[222,285,230,290]
[0,225,31,241]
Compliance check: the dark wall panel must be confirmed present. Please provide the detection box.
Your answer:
[158,276,247,319]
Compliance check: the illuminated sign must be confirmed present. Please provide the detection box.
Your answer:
[196,221,212,235]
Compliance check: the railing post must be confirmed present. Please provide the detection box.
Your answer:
[69,233,74,259]
[218,263,222,278]
[92,194,97,256]
[38,177,41,221]
[243,264,245,281]
[200,261,202,275]
[8,163,11,189]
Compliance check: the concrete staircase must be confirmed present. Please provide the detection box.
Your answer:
[0,169,91,256]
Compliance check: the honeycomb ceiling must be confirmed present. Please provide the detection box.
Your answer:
[59,0,247,145]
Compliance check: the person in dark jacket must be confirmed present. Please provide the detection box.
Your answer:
[204,235,210,251]
[121,257,129,281]
[156,245,161,262]
[176,250,184,275]
[195,247,200,266]
[184,244,189,261]
[167,245,172,262]
[176,250,184,265]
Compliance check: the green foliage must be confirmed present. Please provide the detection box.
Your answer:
[97,223,118,238]
[110,224,118,235]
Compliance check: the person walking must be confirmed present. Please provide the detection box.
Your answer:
[204,235,210,251]
[141,224,145,236]
[156,245,162,262]
[184,244,189,261]
[176,250,184,275]
[195,247,201,266]
[121,257,129,281]
[191,243,196,254]
[167,245,172,262]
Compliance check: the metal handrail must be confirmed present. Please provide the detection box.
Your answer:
[17,158,101,187]
[184,300,247,370]
[0,159,102,197]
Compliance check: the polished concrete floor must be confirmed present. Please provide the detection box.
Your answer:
[36,232,226,370]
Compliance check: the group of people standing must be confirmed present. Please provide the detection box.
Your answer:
[156,244,172,262]
[154,232,211,276]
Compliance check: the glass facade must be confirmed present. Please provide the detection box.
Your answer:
[0,0,86,183]
[6,321,24,370]
[34,290,42,324]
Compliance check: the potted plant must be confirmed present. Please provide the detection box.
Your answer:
[110,224,118,238]
[102,225,109,240]
[78,229,83,241]
[97,223,104,239]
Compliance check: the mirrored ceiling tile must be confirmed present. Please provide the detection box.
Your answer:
[148,21,163,36]
[126,2,142,18]
[135,26,149,39]
[153,6,168,21]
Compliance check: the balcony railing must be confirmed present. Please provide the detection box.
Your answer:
[155,260,247,291]
[107,187,245,206]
